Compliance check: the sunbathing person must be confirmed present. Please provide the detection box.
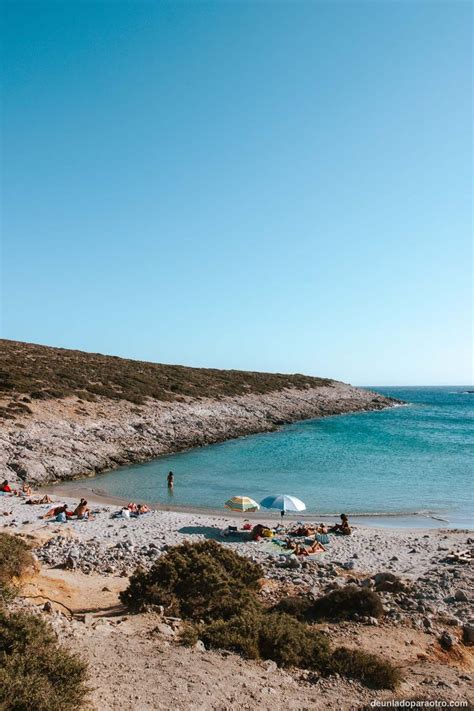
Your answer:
[329,514,351,535]
[317,523,328,534]
[288,539,325,556]
[137,504,150,514]
[127,502,138,513]
[293,524,316,537]
[304,539,325,554]
[0,480,12,493]
[41,504,70,520]
[26,494,53,505]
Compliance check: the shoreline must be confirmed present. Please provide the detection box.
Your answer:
[42,483,471,530]
[2,381,399,486]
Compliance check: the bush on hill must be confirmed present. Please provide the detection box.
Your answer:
[0,533,37,603]
[273,595,315,621]
[120,539,264,620]
[329,646,401,689]
[311,585,384,621]
[0,609,88,711]
[201,608,331,667]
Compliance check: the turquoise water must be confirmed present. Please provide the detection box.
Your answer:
[60,387,473,527]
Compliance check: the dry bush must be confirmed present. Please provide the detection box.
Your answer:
[120,540,264,620]
[273,595,314,621]
[0,533,36,602]
[0,610,88,710]
[329,646,401,690]
[312,585,384,621]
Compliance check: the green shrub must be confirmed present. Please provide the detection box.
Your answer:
[120,540,264,621]
[329,646,401,690]
[201,608,262,659]
[201,608,330,668]
[258,612,330,668]
[0,533,36,601]
[312,585,384,621]
[273,596,314,621]
[0,610,88,710]
[179,621,200,647]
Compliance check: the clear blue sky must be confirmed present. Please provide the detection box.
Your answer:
[1,1,472,385]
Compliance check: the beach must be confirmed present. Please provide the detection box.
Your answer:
[2,489,473,710]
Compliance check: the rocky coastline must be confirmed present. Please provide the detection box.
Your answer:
[1,381,398,486]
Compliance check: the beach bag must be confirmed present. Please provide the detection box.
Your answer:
[316,533,330,544]
[55,512,66,523]
[121,509,130,519]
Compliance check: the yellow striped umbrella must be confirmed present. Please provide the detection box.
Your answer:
[224,496,260,512]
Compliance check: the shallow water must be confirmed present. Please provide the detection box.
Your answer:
[57,387,473,528]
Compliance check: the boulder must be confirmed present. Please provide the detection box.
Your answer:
[372,572,406,593]
[439,631,456,650]
[462,624,474,646]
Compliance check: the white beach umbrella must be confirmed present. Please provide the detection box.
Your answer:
[259,494,306,514]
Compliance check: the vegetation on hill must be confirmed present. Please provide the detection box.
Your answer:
[0,610,89,711]
[121,541,401,690]
[0,339,332,416]
[0,532,89,710]
[0,533,36,603]
[120,539,263,620]
[274,586,384,622]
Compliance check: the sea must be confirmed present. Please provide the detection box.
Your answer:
[57,387,474,528]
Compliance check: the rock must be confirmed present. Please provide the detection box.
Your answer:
[454,589,469,602]
[194,640,206,651]
[372,572,406,593]
[286,555,301,569]
[65,554,77,570]
[155,623,175,638]
[262,660,278,672]
[439,631,456,650]
[462,624,474,646]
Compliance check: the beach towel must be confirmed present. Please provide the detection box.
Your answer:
[316,533,330,544]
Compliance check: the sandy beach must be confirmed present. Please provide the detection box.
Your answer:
[2,488,473,710]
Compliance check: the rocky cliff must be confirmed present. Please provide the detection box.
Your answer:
[0,340,398,485]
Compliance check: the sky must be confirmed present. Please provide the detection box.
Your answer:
[1,0,472,385]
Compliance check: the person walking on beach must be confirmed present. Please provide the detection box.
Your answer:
[167,471,174,489]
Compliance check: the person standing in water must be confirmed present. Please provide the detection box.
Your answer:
[167,471,174,489]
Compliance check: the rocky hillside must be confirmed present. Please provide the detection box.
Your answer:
[0,339,398,485]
